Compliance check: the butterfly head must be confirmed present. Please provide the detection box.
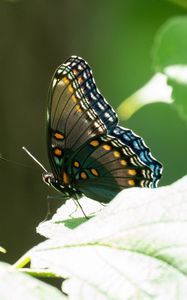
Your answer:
[42,171,65,193]
[42,172,82,200]
[42,172,55,186]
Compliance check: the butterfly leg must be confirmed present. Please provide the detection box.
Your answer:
[72,199,89,219]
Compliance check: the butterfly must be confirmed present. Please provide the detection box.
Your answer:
[42,56,162,203]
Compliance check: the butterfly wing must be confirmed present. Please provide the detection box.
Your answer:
[47,62,107,182]
[63,56,162,186]
[112,126,162,186]
[47,55,162,201]
[63,56,118,129]
[70,135,153,203]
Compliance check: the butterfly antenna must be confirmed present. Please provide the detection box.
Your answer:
[0,154,18,165]
[22,146,48,173]
[0,154,10,163]
[0,153,34,169]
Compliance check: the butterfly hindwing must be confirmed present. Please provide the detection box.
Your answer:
[112,126,162,186]
[69,135,153,203]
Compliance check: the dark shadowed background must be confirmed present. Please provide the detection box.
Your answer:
[0,0,186,264]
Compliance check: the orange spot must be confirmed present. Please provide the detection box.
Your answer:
[63,172,69,185]
[128,179,135,186]
[90,168,99,176]
[71,95,77,103]
[120,159,127,166]
[113,151,120,158]
[80,172,88,180]
[73,69,78,75]
[63,77,70,85]
[68,85,74,93]
[78,77,83,84]
[128,169,137,176]
[54,132,64,140]
[73,161,80,168]
[76,104,82,112]
[54,148,62,157]
[90,140,99,147]
[103,144,111,151]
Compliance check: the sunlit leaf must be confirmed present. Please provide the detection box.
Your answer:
[30,176,187,300]
[0,262,66,300]
[37,197,102,239]
[117,73,173,120]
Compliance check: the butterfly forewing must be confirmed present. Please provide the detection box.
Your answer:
[47,63,107,179]
[64,56,118,129]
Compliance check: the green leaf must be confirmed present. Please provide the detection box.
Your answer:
[30,176,187,300]
[167,0,187,10]
[118,17,187,121]
[153,17,187,70]
[153,16,187,121]
[117,73,173,120]
[0,262,66,300]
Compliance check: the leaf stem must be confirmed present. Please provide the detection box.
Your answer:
[13,253,60,278]
[13,254,31,269]
[0,246,7,253]
[18,268,61,278]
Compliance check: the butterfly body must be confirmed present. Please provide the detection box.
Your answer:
[45,56,162,203]
[43,171,83,200]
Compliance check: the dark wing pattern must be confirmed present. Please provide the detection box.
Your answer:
[70,135,153,203]
[47,55,162,203]
[112,126,162,186]
[63,56,162,186]
[47,62,106,181]
[64,56,118,129]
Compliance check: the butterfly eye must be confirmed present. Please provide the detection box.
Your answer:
[42,172,54,186]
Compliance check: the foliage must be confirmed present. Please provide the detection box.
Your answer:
[168,0,187,9]
[118,16,187,122]
[2,176,186,299]
[0,262,66,300]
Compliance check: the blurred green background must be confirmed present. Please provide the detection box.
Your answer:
[0,0,186,264]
